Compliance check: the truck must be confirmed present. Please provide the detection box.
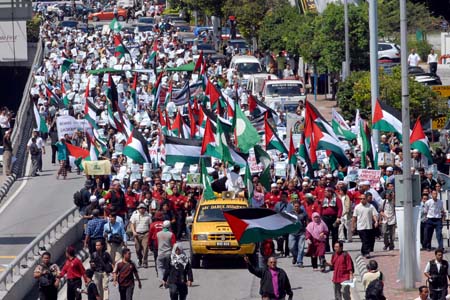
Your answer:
[189,193,256,268]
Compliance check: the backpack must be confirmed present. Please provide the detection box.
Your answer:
[38,264,56,287]
[73,190,83,207]
[366,278,385,300]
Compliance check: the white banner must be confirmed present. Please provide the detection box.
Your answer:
[0,21,27,61]
[56,115,93,138]
[395,207,421,283]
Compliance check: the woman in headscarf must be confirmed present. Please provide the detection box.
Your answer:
[305,212,329,272]
[163,243,194,300]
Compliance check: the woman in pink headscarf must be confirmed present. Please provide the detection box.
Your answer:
[305,212,329,271]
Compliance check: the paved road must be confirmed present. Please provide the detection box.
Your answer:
[0,143,84,272]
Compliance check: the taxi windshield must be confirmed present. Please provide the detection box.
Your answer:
[196,204,247,222]
[266,83,303,97]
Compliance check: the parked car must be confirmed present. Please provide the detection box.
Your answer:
[137,16,155,24]
[378,42,400,62]
[58,20,78,28]
[228,39,250,55]
[88,8,127,21]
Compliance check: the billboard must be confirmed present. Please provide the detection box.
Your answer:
[0,21,27,61]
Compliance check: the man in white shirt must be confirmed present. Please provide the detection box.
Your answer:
[352,192,378,258]
[408,48,421,67]
[27,130,46,172]
[130,203,152,268]
[427,49,438,75]
[423,190,445,251]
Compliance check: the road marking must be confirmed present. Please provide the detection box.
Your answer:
[0,155,31,215]
[0,256,16,259]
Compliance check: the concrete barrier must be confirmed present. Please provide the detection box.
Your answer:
[0,207,83,300]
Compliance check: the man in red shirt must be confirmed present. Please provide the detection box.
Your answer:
[327,241,353,300]
[169,186,187,239]
[320,187,343,252]
[124,186,138,217]
[149,211,164,275]
[59,246,87,300]
[264,183,281,210]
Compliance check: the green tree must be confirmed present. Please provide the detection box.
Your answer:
[183,0,227,17]
[337,67,445,122]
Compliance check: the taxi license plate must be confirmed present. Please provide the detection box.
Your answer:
[216,242,231,246]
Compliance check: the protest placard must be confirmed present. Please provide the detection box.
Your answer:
[358,169,381,189]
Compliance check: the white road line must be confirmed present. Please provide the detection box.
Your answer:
[0,155,31,215]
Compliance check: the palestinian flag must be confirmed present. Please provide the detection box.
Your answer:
[358,119,374,168]
[248,95,270,117]
[171,111,183,137]
[147,39,159,71]
[152,71,164,111]
[123,128,151,164]
[60,81,70,107]
[223,208,300,244]
[86,133,99,161]
[288,131,298,179]
[298,133,314,178]
[194,50,203,73]
[164,81,172,107]
[205,79,221,112]
[165,135,203,166]
[311,120,350,167]
[33,103,48,133]
[130,72,138,106]
[200,157,215,200]
[372,99,403,141]
[264,113,287,154]
[44,85,62,107]
[410,117,433,163]
[114,34,129,59]
[66,143,89,159]
[306,101,342,143]
[84,98,98,129]
[109,18,122,33]
[332,108,356,141]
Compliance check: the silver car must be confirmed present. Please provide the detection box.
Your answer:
[378,42,401,61]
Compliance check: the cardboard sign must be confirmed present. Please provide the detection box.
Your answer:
[56,115,92,138]
[82,160,111,175]
[274,161,287,178]
[358,169,381,189]
[286,113,304,145]
[377,152,395,167]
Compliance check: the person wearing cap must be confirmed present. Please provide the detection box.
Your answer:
[352,193,379,259]
[302,193,320,222]
[130,203,151,268]
[379,135,390,153]
[275,191,294,256]
[55,136,68,180]
[320,187,343,252]
[156,220,176,284]
[84,209,107,255]
[103,181,127,220]
[412,148,429,169]
[169,185,187,240]
[264,183,281,210]
[380,190,396,251]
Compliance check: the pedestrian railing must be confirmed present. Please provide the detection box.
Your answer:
[0,206,80,293]
[10,39,44,178]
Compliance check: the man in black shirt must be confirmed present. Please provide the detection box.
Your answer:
[211,171,227,193]
[89,241,113,299]
[84,269,100,300]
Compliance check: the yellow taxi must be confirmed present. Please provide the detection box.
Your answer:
[189,193,256,268]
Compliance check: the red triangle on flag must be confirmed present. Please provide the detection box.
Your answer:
[248,94,257,113]
[372,99,383,124]
[201,119,215,154]
[223,212,249,243]
[410,117,426,143]
[264,112,273,148]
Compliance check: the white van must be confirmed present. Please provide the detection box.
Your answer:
[246,73,279,100]
[262,80,306,113]
[229,55,262,84]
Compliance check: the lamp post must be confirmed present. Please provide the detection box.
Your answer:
[369,0,379,148]
[343,0,350,80]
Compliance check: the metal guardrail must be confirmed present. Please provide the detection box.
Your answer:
[11,40,44,177]
[0,206,80,292]
[0,40,43,202]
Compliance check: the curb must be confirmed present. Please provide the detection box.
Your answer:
[354,255,368,300]
[0,173,17,202]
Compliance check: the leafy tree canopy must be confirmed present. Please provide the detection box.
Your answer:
[337,67,445,122]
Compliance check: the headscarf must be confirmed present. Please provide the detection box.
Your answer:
[171,243,189,268]
[306,212,329,241]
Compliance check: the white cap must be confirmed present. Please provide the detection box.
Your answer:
[99,198,105,205]
[386,167,393,172]
[90,195,97,202]
[163,220,171,228]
